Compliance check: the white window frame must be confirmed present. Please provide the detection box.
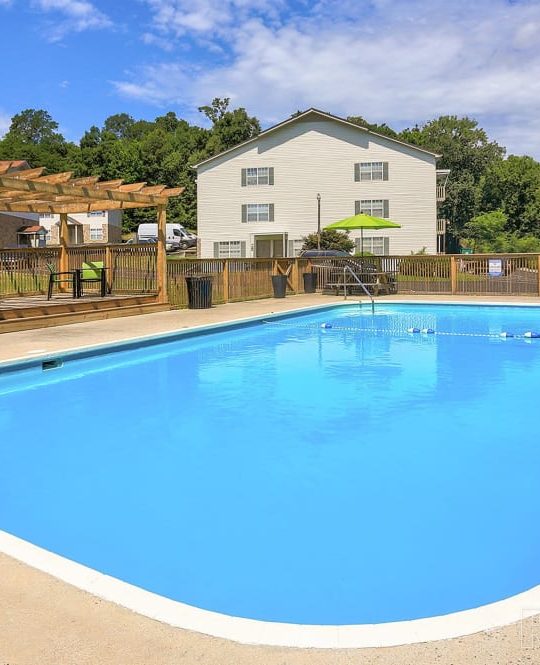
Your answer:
[40,213,54,219]
[218,241,243,258]
[90,227,104,241]
[356,236,389,256]
[247,203,270,222]
[245,167,270,186]
[359,162,384,181]
[87,211,105,218]
[360,199,385,217]
[289,239,304,257]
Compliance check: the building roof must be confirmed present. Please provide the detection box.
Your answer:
[17,225,46,233]
[194,108,440,169]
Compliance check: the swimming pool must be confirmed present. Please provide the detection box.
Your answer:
[2,302,540,646]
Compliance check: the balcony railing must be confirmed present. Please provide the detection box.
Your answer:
[436,185,446,202]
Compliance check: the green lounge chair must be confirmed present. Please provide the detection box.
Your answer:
[78,261,107,297]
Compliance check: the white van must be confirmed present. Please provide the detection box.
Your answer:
[137,223,197,250]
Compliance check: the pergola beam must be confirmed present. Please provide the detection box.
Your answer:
[0,175,171,205]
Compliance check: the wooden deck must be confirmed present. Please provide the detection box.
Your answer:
[0,292,170,333]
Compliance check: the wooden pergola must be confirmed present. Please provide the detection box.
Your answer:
[0,161,184,303]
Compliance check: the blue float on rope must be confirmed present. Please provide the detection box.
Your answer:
[407,327,421,334]
[524,331,540,338]
[421,328,435,334]
[499,332,514,338]
[321,323,333,329]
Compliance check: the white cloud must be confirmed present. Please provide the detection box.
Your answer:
[115,0,540,156]
[0,111,11,138]
[31,0,112,41]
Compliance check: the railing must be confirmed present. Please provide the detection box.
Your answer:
[436,185,446,201]
[3,247,540,302]
[342,265,375,313]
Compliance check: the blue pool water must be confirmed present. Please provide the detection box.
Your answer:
[2,303,540,625]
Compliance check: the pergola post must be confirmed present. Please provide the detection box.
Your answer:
[156,204,168,304]
[59,212,69,292]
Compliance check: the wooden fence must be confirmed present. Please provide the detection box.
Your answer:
[2,246,540,304]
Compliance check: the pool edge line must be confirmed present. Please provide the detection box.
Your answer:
[2,298,540,370]
[1,529,539,649]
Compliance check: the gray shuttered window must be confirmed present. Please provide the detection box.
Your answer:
[241,169,247,186]
[240,241,246,257]
[241,167,274,185]
[241,204,247,222]
[354,163,360,182]
[213,242,219,258]
[268,167,274,185]
[383,162,389,180]
[355,200,390,218]
[383,237,390,254]
[354,161,389,181]
[269,203,274,221]
[214,241,247,258]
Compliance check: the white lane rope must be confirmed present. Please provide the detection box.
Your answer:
[262,320,540,339]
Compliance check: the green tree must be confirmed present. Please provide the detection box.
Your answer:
[463,210,508,251]
[103,113,135,139]
[198,97,231,124]
[301,230,354,253]
[399,116,505,241]
[479,155,540,234]
[347,115,399,138]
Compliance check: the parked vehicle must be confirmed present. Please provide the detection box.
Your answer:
[137,223,197,251]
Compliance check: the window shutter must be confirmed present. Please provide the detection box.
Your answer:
[269,167,274,185]
[355,237,361,252]
[241,169,247,186]
[240,241,246,258]
[269,204,274,221]
[354,163,360,182]
[213,242,220,258]
[288,240,294,257]
[383,162,389,181]
[383,237,390,255]
[354,200,360,215]
[383,200,389,218]
[241,205,247,223]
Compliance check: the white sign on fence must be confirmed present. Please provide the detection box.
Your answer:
[488,258,503,277]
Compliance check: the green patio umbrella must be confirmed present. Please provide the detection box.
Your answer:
[325,213,401,256]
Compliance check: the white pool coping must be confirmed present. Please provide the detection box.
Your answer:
[2,297,540,648]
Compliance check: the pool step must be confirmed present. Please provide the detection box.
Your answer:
[0,296,171,333]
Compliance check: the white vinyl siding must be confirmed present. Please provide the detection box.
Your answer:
[355,199,389,218]
[242,167,274,186]
[213,240,246,258]
[356,236,390,255]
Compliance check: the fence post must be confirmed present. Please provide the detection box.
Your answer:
[59,212,69,293]
[450,255,457,294]
[222,259,229,303]
[291,258,299,294]
[105,245,112,293]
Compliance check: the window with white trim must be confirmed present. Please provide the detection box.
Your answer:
[288,239,304,257]
[87,211,105,217]
[40,213,54,219]
[361,162,383,180]
[247,203,270,221]
[217,241,243,258]
[90,227,104,241]
[359,199,386,218]
[45,230,52,243]
[243,167,273,186]
[356,236,389,255]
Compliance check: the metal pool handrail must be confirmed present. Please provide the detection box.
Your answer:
[343,265,375,314]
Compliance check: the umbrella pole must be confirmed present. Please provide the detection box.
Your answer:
[361,228,364,257]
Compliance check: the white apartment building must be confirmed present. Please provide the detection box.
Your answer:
[38,210,123,245]
[195,109,447,258]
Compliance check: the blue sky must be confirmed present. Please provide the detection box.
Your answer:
[1,0,540,157]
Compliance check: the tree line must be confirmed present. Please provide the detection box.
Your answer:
[1,99,539,252]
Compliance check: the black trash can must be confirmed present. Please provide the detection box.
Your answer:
[303,272,317,293]
[185,275,213,309]
[271,274,288,298]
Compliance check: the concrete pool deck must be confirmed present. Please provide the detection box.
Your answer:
[2,293,540,663]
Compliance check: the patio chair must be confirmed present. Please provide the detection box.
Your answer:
[46,263,77,300]
[77,261,107,297]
